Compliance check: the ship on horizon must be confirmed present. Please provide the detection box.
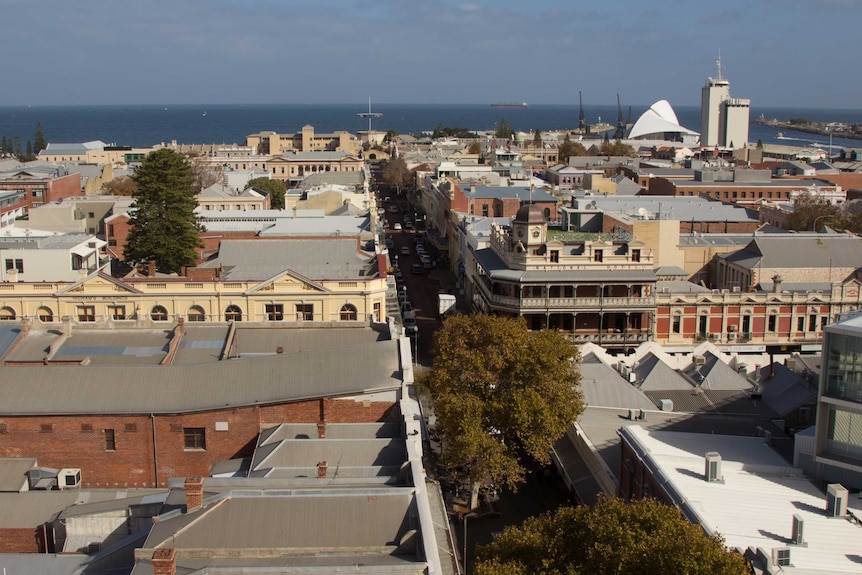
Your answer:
[491,102,528,108]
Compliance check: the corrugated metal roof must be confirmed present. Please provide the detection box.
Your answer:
[579,354,656,410]
[0,458,36,492]
[0,324,22,359]
[633,353,694,392]
[727,235,862,270]
[473,248,656,283]
[0,339,402,415]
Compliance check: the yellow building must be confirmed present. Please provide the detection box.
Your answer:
[0,238,388,326]
[246,126,360,156]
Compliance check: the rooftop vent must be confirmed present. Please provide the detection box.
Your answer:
[791,514,805,546]
[659,398,673,411]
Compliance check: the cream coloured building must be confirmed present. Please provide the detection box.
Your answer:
[246,125,360,156]
[0,237,388,326]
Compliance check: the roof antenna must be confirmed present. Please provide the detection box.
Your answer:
[716,51,723,82]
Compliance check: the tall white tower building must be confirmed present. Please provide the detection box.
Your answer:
[700,56,750,148]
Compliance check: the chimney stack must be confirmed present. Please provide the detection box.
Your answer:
[184,476,204,511]
[151,547,177,575]
[317,420,326,439]
[147,259,157,277]
[317,461,328,479]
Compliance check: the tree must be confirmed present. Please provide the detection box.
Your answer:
[33,122,47,154]
[380,157,413,195]
[785,193,844,231]
[467,141,482,155]
[25,141,33,160]
[419,315,583,500]
[186,155,222,191]
[557,134,585,166]
[533,130,542,146]
[247,177,287,210]
[474,496,750,575]
[102,176,138,196]
[124,149,202,274]
[495,119,514,140]
[384,129,397,143]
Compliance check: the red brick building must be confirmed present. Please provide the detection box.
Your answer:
[0,168,80,211]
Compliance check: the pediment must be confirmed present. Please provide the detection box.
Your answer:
[246,269,328,294]
[57,272,141,295]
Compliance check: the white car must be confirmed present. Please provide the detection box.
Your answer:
[393,223,402,231]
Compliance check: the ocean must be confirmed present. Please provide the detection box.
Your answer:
[0,103,860,150]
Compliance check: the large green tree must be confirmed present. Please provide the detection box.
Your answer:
[33,122,47,154]
[474,496,750,575]
[557,134,586,166]
[784,192,861,232]
[124,149,202,274]
[247,177,287,210]
[420,315,582,500]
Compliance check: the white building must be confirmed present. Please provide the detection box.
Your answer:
[0,234,107,283]
[700,57,750,148]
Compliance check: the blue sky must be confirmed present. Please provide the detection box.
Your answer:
[3,0,861,108]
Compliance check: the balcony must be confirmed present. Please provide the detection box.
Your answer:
[487,293,655,311]
[570,331,652,344]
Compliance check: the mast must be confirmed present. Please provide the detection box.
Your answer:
[578,91,586,132]
[357,97,383,132]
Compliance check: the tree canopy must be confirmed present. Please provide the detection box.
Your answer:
[431,124,477,139]
[124,149,203,274]
[785,192,862,233]
[420,315,583,491]
[102,176,137,196]
[495,119,515,140]
[467,141,483,155]
[558,134,586,165]
[380,157,413,194]
[247,177,287,210]
[474,496,750,575]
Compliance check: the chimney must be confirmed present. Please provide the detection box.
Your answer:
[151,547,176,575]
[317,461,328,479]
[470,182,476,194]
[176,316,185,335]
[147,259,157,277]
[772,274,783,293]
[317,420,326,439]
[184,476,204,511]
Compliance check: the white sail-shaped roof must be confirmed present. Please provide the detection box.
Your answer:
[628,100,699,140]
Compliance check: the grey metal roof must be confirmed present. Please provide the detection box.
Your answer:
[632,352,695,392]
[687,352,754,391]
[0,338,402,415]
[252,438,406,472]
[57,490,168,519]
[473,248,656,283]
[578,354,656,410]
[576,195,757,223]
[724,234,862,271]
[145,489,417,551]
[0,554,85,575]
[466,185,557,204]
[202,238,374,280]
[0,458,35,492]
[0,489,158,527]
[232,325,388,355]
[0,324,22,359]
[52,329,172,366]
[758,364,817,417]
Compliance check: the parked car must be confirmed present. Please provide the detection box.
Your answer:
[389,205,399,213]
[401,246,411,255]
[393,223,402,231]
[401,301,413,313]
[411,263,422,275]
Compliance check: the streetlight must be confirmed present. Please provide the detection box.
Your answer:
[812,214,833,232]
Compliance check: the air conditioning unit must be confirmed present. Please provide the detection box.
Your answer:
[786,358,797,369]
[704,452,722,482]
[27,467,58,490]
[710,333,721,340]
[659,398,674,411]
[737,363,748,374]
[58,468,82,490]
[694,356,706,366]
[728,333,737,340]
[827,483,848,518]
[732,286,741,293]
[772,547,791,568]
[791,514,805,546]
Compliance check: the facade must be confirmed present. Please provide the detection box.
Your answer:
[27,195,131,235]
[266,151,365,185]
[0,234,108,284]
[812,312,862,489]
[246,125,360,156]
[196,183,270,211]
[468,204,656,348]
[38,141,152,164]
[0,167,81,211]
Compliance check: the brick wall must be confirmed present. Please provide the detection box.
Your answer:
[0,527,44,553]
[0,397,397,488]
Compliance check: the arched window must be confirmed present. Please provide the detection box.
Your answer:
[225,305,242,322]
[0,306,16,321]
[37,306,54,322]
[339,304,358,321]
[151,306,169,322]
[543,208,551,220]
[187,306,206,322]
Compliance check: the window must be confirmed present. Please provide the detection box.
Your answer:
[742,315,751,335]
[340,303,358,321]
[768,314,777,332]
[0,307,16,321]
[594,250,603,262]
[108,224,114,235]
[373,302,381,322]
[88,212,95,218]
[296,304,313,321]
[5,259,23,273]
[183,427,206,450]
[798,406,812,424]
[187,305,206,322]
[672,315,681,334]
[225,305,242,322]
[108,305,126,320]
[265,303,284,321]
[550,250,559,263]
[77,305,96,322]
[631,249,640,262]
[809,314,817,332]
[108,239,117,246]
[37,307,53,322]
[482,204,489,217]
[151,305,168,321]
[105,429,116,451]
[797,317,805,333]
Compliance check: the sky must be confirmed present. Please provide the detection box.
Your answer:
[3,0,862,108]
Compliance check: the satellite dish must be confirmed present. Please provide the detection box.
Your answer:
[638,207,647,217]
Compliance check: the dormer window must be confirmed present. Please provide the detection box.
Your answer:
[594,250,603,262]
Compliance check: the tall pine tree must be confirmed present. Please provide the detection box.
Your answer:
[33,122,47,154]
[124,149,202,274]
